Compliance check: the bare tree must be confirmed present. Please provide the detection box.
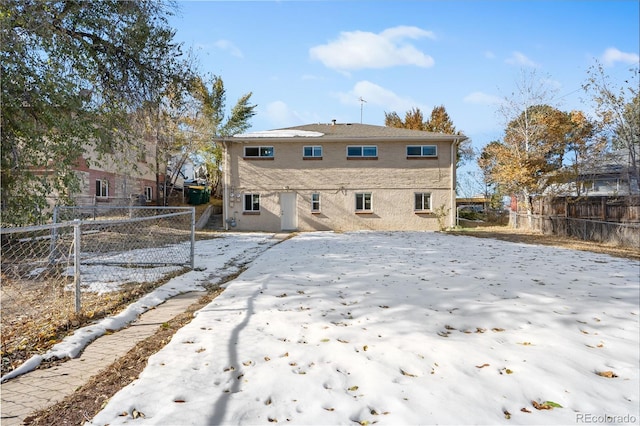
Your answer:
[583,63,639,195]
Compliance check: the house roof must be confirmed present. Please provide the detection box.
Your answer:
[229,122,467,142]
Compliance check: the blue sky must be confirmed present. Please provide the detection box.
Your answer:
[169,0,639,165]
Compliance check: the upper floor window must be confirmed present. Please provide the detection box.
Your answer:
[144,186,153,202]
[347,145,377,159]
[96,179,109,197]
[244,146,274,158]
[407,145,437,158]
[303,146,323,159]
[244,193,260,212]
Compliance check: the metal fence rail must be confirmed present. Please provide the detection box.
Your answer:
[510,212,640,248]
[1,207,195,375]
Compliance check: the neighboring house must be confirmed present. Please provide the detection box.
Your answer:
[217,122,467,232]
[72,139,158,205]
[546,151,639,198]
[169,157,209,188]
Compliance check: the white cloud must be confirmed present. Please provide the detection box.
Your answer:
[213,39,243,58]
[309,26,435,71]
[484,50,496,59]
[505,51,538,67]
[463,91,502,105]
[601,47,640,66]
[335,80,428,113]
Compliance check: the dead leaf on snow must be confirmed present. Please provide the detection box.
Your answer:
[521,408,531,413]
[476,363,490,368]
[596,371,618,378]
[132,408,145,419]
[400,368,417,377]
[532,400,562,410]
[504,410,511,419]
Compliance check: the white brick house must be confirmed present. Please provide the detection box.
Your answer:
[218,122,467,232]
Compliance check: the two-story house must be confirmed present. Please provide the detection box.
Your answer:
[218,122,467,232]
[72,138,158,206]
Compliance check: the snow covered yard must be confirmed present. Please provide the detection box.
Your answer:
[89,231,639,425]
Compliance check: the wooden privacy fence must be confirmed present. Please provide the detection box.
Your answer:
[511,196,640,247]
[533,196,640,223]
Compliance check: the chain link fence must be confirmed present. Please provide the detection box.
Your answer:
[510,212,640,248]
[1,206,195,375]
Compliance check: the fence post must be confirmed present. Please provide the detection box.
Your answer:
[74,220,82,313]
[190,207,195,269]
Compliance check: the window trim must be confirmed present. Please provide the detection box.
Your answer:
[243,193,261,213]
[406,145,438,158]
[96,179,109,198]
[303,146,323,160]
[144,186,153,202]
[355,192,373,213]
[311,193,321,212]
[347,145,378,159]
[244,146,274,159]
[414,192,432,212]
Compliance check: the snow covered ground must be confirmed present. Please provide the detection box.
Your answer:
[88,231,639,425]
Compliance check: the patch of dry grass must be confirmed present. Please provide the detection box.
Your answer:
[446,225,640,260]
[1,268,189,376]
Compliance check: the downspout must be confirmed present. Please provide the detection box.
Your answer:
[450,137,463,228]
[222,139,229,231]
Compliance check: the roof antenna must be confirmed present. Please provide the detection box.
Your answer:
[359,97,367,124]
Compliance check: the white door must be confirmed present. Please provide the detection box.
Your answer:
[280,192,297,231]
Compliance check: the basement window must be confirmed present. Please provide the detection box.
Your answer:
[311,193,321,212]
[414,192,432,211]
[243,193,260,212]
[355,192,372,212]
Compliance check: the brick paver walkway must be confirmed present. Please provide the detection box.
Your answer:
[0,291,206,426]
